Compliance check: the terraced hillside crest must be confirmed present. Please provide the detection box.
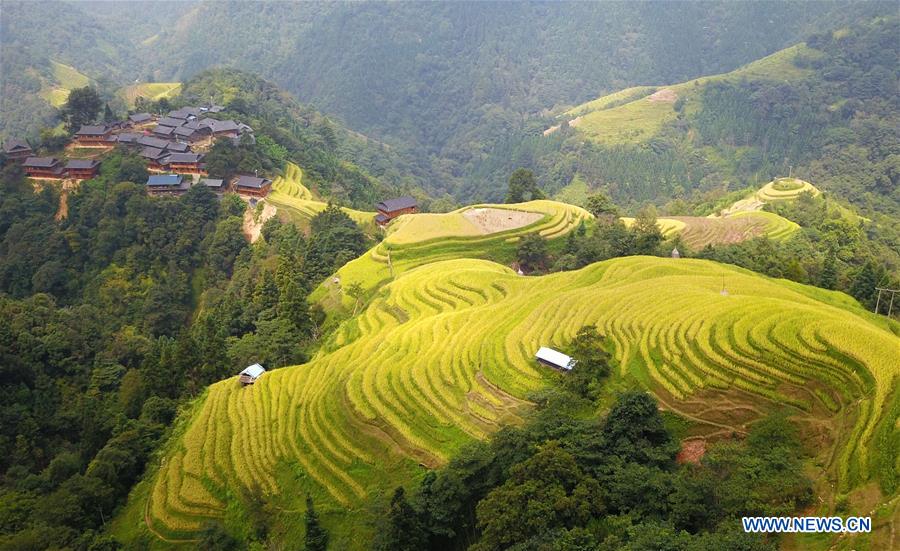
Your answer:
[142,256,898,545]
[266,162,375,230]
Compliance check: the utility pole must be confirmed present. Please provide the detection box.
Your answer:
[874,287,898,317]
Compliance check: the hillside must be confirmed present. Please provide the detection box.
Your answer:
[547,44,818,144]
[119,82,182,108]
[125,255,899,547]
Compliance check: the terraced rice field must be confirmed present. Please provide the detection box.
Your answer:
[145,256,899,542]
[311,199,592,312]
[655,211,799,249]
[266,162,375,229]
[119,82,183,108]
[756,177,821,202]
[38,61,91,107]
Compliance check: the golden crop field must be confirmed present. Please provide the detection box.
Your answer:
[145,256,899,541]
[310,199,592,313]
[756,177,821,202]
[266,162,376,229]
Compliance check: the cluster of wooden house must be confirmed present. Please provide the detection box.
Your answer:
[2,140,102,180]
[145,174,272,197]
[2,104,266,196]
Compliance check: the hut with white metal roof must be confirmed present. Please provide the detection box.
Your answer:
[535,347,577,371]
[239,363,266,385]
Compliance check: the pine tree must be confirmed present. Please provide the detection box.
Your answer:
[375,487,428,551]
[819,251,837,290]
[304,496,329,551]
[849,261,878,306]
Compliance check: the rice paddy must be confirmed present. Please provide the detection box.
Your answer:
[144,256,899,543]
[119,82,183,108]
[266,162,376,230]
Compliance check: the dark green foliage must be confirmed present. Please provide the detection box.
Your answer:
[374,487,428,551]
[304,496,329,551]
[562,325,611,400]
[516,233,548,272]
[61,86,102,132]
[505,168,544,203]
[199,523,240,551]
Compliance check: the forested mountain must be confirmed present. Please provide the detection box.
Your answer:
[4,0,896,196]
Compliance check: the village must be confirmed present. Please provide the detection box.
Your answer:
[2,105,274,198]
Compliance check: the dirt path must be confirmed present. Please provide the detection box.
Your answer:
[242,201,277,243]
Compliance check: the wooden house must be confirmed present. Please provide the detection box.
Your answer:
[22,157,64,179]
[137,136,171,150]
[146,174,189,196]
[173,125,208,143]
[128,112,155,128]
[139,147,169,171]
[65,159,101,180]
[234,175,272,197]
[202,118,241,138]
[166,153,206,175]
[3,139,34,162]
[201,178,226,193]
[166,141,190,153]
[156,116,184,128]
[535,347,577,372]
[239,363,266,386]
[375,196,418,226]
[114,132,143,146]
[152,125,176,139]
[74,125,114,146]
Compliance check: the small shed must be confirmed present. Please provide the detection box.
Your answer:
[671,247,681,259]
[535,347,578,371]
[239,363,266,385]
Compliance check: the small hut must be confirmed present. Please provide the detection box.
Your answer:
[671,247,681,259]
[239,363,266,386]
[535,347,578,372]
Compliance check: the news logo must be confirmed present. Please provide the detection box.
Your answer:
[742,516,872,533]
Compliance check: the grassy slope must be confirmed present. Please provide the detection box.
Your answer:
[562,44,816,144]
[38,60,91,107]
[127,255,899,548]
[119,82,183,108]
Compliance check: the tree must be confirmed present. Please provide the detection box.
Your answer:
[849,261,879,307]
[584,191,619,222]
[517,233,548,272]
[304,496,329,551]
[819,250,837,290]
[505,168,544,203]
[102,103,115,123]
[472,442,603,551]
[61,87,103,131]
[564,325,611,399]
[632,205,663,254]
[375,487,428,551]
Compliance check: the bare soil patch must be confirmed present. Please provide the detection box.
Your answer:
[242,200,277,243]
[462,207,543,234]
[676,439,706,464]
[648,88,678,103]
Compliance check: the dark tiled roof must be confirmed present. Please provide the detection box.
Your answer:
[165,142,189,152]
[115,133,142,143]
[153,125,176,136]
[65,159,100,170]
[157,117,184,128]
[139,147,166,160]
[147,174,184,186]
[201,178,224,188]
[129,113,153,123]
[376,196,417,213]
[137,136,169,149]
[204,119,240,133]
[375,213,390,224]
[75,125,109,136]
[173,126,198,137]
[166,153,203,163]
[3,139,32,153]
[208,105,225,113]
[235,175,272,189]
[23,157,60,168]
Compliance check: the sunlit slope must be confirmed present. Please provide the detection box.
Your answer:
[554,44,816,144]
[311,200,592,310]
[146,256,898,540]
[38,61,91,107]
[119,82,182,108]
[266,162,375,229]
